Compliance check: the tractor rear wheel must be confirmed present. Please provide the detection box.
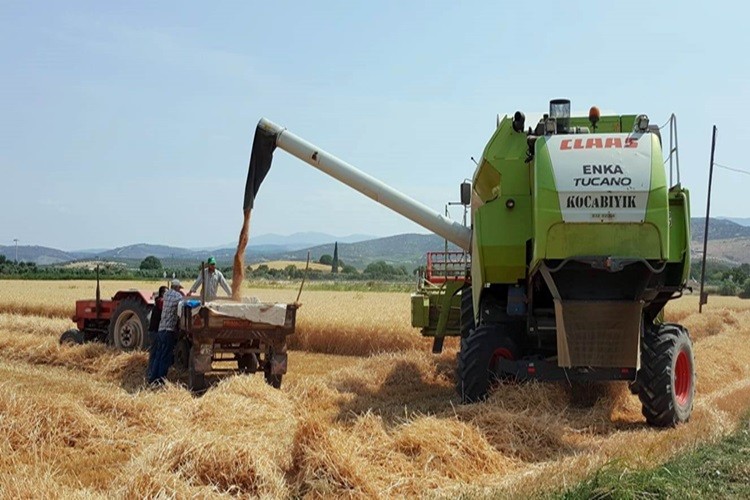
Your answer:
[60,328,84,345]
[108,298,151,351]
[457,324,519,403]
[637,323,695,427]
[459,284,474,338]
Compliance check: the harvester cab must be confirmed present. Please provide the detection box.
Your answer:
[246,99,694,427]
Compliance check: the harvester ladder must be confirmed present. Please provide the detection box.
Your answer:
[667,114,681,187]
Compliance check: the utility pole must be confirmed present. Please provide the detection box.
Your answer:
[13,238,18,263]
[699,125,717,314]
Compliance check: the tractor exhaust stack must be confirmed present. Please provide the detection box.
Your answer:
[246,118,472,251]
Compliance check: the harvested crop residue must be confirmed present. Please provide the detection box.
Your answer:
[1,289,749,497]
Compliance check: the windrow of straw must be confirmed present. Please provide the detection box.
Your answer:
[0,286,750,497]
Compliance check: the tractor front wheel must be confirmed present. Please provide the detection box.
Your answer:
[60,328,84,345]
[637,323,695,427]
[108,298,151,351]
[456,324,519,403]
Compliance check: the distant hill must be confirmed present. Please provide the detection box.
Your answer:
[0,245,77,265]
[690,218,750,241]
[245,232,375,248]
[96,243,196,260]
[718,217,750,227]
[269,233,462,270]
[691,238,750,265]
[207,232,377,252]
[4,219,747,267]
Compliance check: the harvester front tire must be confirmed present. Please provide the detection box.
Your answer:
[60,329,84,345]
[108,298,151,351]
[459,284,475,338]
[637,324,695,427]
[457,324,519,403]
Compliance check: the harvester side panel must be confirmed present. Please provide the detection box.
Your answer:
[470,116,533,315]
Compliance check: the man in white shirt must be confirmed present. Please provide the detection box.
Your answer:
[188,256,231,302]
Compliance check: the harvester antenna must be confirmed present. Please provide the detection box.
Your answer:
[470,157,478,166]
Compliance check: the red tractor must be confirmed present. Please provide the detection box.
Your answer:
[60,279,157,351]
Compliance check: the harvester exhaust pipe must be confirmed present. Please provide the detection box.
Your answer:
[244,118,472,251]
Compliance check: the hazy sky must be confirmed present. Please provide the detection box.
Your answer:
[1,1,748,250]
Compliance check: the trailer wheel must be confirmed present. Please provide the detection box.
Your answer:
[459,284,474,338]
[173,337,190,373]
[637,324,695,427]
[60,329,84,345]
[108,298,151,351]
[457,324,519,403]
[264,369,282,389]
[238,353,259,374]
[188,349,207,393]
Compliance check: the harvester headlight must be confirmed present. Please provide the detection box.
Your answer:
[545,117,557,135]
[506,198,515,209]
[635,114,650,132]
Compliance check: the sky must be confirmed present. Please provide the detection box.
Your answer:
[1,1,748,251]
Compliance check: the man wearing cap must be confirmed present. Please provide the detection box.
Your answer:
[188,256,231,302]
[147,279,184,386]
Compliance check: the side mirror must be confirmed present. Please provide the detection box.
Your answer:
[460,182,471,206]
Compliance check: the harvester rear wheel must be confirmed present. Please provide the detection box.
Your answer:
[637,324,695,427]
[459,284,474,338]
[457,324,519,403]
[108,298,151,351]
[60,328,84,345]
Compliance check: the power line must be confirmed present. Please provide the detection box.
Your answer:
[714,162,750,176]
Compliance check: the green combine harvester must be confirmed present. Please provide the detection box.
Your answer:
[246,99,695,427]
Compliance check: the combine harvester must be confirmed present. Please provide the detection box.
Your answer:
[246,99,694,427]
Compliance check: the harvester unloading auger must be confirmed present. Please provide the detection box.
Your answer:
[245,100,695,427]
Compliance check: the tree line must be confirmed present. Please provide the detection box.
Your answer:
[0,254,414,282]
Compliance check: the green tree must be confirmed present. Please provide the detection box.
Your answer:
[139,255,163,270]
[364,260,408,278]
[332,242,339,274]
[718,280,738,296]
[284,264,302,279]
[0,255,5,264]
[319,254,333,265]
[741,278,750,299]
[342,264,358,274]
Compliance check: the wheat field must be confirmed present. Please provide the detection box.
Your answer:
[1,280,750,498]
